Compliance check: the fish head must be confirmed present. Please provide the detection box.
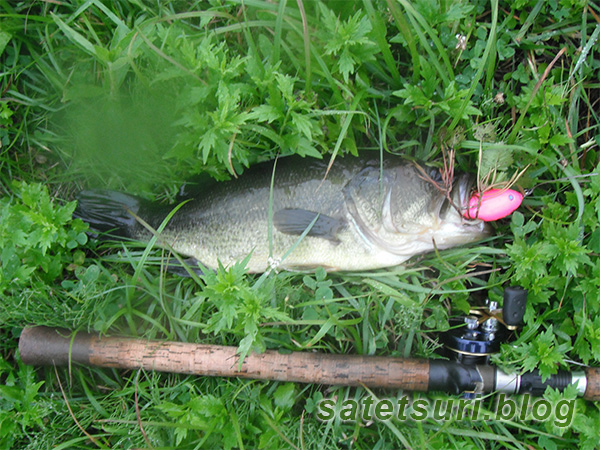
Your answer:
[419,173,491,248]
[345,165,490,257]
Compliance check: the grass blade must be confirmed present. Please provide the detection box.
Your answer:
[448,0,498,132]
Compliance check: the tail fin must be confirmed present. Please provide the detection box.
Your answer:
[74,190,142,238]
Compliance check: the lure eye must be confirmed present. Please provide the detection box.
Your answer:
[463,189,523,222]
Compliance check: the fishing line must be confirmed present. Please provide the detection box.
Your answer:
[522,172,598,197]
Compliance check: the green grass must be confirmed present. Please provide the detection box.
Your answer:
[1,0,600,448]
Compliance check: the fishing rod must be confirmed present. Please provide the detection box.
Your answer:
[18,287,600,401]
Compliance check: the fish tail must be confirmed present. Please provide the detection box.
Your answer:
[74,190,142,237]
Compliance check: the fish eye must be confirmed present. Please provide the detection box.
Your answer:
[508,194,514,201]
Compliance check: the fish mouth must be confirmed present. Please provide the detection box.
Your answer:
[437,174,471,220]
[441,174,490,235]
[456,174,473,213]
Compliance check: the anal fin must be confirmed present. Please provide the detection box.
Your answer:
[164,257,208,277]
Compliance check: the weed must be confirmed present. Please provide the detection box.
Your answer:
[1,0,599,449]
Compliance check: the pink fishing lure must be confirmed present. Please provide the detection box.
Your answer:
[463,188,523,221]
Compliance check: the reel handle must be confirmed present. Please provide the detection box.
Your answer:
[502,286,528,328]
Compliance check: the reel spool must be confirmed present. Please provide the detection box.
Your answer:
[440,286,528,366]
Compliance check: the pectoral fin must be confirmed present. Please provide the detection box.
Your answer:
[274,208,345,242]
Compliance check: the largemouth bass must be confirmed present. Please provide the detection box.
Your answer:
[75,155,490,273]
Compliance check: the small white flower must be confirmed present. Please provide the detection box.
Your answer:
[493,92,505,105]
[455,34,467,51]
[267,256,281,272]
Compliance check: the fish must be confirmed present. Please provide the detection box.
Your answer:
[74,154,492,273]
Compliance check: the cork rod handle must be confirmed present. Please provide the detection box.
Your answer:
[18,326,430,391]
[584,367,600,401]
